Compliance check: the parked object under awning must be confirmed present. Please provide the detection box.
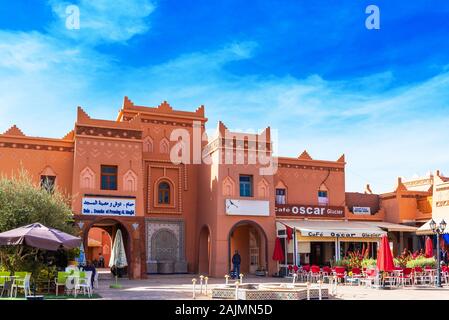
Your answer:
[277,220,387,238]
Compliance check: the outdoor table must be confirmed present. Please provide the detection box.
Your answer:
[345,277,360,286]
[392,270,403,286]
[424,269,436,285]
[383,276,398,288]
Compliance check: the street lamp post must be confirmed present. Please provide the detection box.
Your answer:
[429,219,447,288]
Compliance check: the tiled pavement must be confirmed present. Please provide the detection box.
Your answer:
[95,274,449,300]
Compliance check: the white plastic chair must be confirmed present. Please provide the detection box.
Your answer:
[12,273,31,297]
[75,271,92,298]
[93,272,99,289]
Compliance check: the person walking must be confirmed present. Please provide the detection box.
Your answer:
[98,253,105,268]
[231,250,241,279]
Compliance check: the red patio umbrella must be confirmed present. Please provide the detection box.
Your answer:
[272,237,284,261]
[425,236,434,258]
[377,235,394,272]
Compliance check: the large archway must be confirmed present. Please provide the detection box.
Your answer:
[228,221,268,275]
[86,227,112,268]
[198,225,211,275]
[84,219,131,278]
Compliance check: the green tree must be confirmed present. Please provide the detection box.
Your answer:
[0,169,76,274]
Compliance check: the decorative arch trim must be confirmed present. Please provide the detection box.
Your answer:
[143,136,154,153]
[159,138,170,154]
[80,166,95,189]
[222,176,236,197]
[257,178,270,198]
[123,169,138,192]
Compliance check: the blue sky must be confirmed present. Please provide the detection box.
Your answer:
[1,0,449,192]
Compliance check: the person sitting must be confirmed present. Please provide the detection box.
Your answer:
[82,260,97,288]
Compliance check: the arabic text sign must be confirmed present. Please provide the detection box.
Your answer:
[82,197,136,216]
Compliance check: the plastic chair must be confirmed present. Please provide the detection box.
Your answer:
[401,268,413,286]
[321,266,332,283]
[441,266,449,285]
[310,265,321,282]
[55,272,69,296]
[0,271,10,288]
[334,267,347,284]
[0,271,11,296]
[93,272,99,289]
[12,272,31,297]
[75,271,92,298]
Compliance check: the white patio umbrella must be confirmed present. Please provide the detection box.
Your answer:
[109,229,127,288]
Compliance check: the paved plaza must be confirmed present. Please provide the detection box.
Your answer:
[95,274,449,300]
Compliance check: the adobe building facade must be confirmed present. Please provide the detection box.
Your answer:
[0,97,446,278]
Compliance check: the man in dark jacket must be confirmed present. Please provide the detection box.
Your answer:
[231,250,241,279]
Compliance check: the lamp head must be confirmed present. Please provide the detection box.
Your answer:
[440,219,447,232]
[430,219,437,232]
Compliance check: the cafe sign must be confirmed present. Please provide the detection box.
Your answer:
[82,197,136,216]
[275,204,344,218]
[302,231,385,238]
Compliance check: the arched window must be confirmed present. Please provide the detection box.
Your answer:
[158,182,170,204]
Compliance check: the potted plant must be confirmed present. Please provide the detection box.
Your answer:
[67,247,80,266]
[255,266,266,276]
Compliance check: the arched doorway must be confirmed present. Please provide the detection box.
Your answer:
[228,221,268,275]
[198,225,211,275]
[84,219,130,277]
[86,227,112,268]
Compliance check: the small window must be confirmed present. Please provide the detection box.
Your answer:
[158,182,170,204]
[40,175,56,193]
[239,175,253,197]
[101,165,118,190]
[276,188,286,204]
[318,190,329,205]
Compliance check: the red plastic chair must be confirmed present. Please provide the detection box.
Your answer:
[310,265,321,282]
[351,267,362,278]
[334,267,347,283]
[299,265,310,281]
[322,266,332,275]
[400,268,413,286]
